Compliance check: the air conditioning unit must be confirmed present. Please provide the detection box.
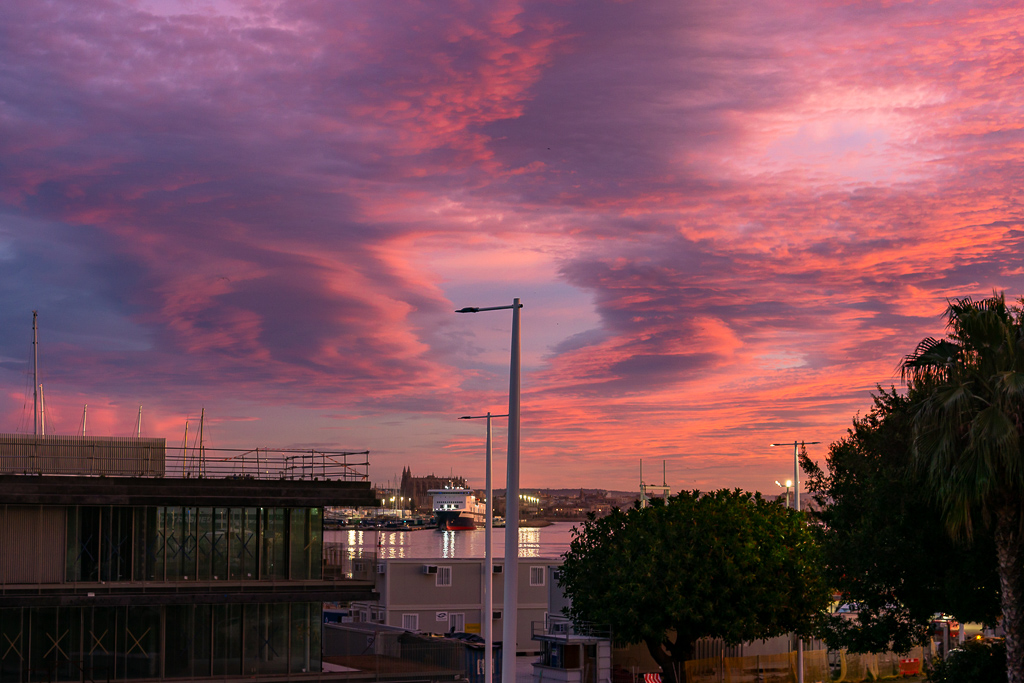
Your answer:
[552,622,569,634]
[376,563,386,574]
[353,561,367,573]
[493,565,503,574]
[422,564,439,574]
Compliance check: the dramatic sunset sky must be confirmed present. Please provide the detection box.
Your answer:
[1,0,1022,493]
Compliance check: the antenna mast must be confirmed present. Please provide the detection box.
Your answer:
[39,385,46,437]
[183,419,190,476]
[32,311,38,436]
[198,407,205,477]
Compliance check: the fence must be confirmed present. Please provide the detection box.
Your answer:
[683,646,926,683]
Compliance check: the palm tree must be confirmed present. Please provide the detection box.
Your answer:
[901,293,1024,683]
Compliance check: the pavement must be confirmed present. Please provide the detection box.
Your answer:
[516,655,539,683]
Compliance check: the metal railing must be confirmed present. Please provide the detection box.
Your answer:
[167,446,370,482]
[533,616,612,640]
[0,434,369,481]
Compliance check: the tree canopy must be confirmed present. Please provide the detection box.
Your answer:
[803,386,1000,653]
[558,489,829,683]
[900,294,1024,683]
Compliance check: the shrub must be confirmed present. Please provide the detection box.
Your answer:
[927,638,1006,683]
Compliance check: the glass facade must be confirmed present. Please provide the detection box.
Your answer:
[0,603,321,682]
[65,506,323,583]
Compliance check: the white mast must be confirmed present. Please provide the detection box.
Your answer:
[136,404,143,437]
[82,404,87,436]
[32,311,38,436]
[183,419,190,476]
[39,384,46,436]
[198,407,205,477]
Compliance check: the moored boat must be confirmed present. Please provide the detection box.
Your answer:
[429,487,486,530]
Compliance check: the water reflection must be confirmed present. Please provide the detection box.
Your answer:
[519,527,541,557]
[324,523,576,560]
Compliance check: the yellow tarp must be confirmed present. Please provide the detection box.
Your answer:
[679,646,924,683]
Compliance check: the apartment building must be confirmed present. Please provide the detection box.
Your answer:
[351,557,562,654]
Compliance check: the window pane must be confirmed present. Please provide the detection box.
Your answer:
[242,605,259,676]
[182,508,197,579]
[102,507,133,582]
[132,507,148,581]
[261,509,286,580]
[147,507,164,581]
[164,605,192,678]
[289,509,305,580]
[197,508,213,581]
[0,608,26,683]
[64,507,78,582]
[289,604,310,674]
[84,606,116,683]
[193,605,212,677]
[212,604,242,677]
[73,507,100,583]
[211,508,229,580]
[164,507,182,580]
[58,607,82,682]
[260,604,288,675]
[124,606,160,679]
[308,603,321,673]
[309,508,322,579]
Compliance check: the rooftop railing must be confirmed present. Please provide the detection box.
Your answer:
[0,434,369,481]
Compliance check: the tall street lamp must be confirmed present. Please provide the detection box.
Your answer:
[457,298,522,683]
[459,411,508,683]
[775,479,793,508]
[769,440,820,683]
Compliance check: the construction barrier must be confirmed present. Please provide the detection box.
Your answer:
[680,646,925,683]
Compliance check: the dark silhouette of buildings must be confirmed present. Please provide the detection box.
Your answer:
[398,467,466,512]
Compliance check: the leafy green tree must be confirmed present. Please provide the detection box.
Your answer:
[803,387,1000,653]
[558,490,829,683]
[901,294,1024,683]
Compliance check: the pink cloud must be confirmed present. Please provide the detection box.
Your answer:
[1,0,1023,491]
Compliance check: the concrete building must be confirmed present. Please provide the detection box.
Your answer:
[0,433,378,682]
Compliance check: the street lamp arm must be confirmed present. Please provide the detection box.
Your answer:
[459,414,510,420]
[455,304,523,313]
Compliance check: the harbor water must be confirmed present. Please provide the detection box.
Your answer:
[324,521,579,560]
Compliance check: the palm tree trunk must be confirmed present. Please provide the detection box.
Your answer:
[995,503,1024,683]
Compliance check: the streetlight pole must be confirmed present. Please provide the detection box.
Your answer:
[769,440,820,683]
[460,412,509,683]
[775,480,793,509]
[457,298,523,683]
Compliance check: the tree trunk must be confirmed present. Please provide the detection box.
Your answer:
[643,636,693,683]
[995,504,1024,683]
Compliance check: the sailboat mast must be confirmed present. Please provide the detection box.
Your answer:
[32,311,38,437]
